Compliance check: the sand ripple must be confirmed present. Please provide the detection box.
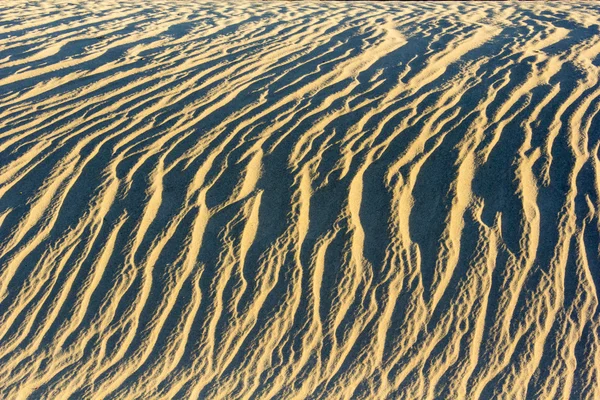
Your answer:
[1,1,600,398]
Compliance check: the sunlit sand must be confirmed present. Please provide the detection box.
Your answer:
[1,0,600,398]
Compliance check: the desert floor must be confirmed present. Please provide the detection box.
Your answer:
[1,1,600,399]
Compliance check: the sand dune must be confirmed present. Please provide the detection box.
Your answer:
[1,1,600,398]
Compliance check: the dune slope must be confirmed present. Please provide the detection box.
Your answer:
[1,1,600,398]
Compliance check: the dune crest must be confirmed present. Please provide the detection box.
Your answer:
[1,1,600,398]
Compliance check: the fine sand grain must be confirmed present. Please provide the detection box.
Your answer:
[1,1,600,398]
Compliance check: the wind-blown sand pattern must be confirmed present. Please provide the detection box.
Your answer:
[1,1,600,398]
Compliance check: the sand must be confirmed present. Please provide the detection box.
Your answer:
[1,0,600,398]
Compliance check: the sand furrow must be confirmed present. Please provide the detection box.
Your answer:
[1,1,600,399]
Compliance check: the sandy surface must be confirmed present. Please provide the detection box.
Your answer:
[1,1,600,398]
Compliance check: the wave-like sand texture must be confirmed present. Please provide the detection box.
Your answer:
[1,1,600,398]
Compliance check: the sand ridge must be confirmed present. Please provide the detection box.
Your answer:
[0,0,600,398]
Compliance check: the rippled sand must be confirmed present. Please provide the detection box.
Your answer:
[1,1,600,398]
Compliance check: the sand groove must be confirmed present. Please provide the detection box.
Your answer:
[1,1,600,399]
